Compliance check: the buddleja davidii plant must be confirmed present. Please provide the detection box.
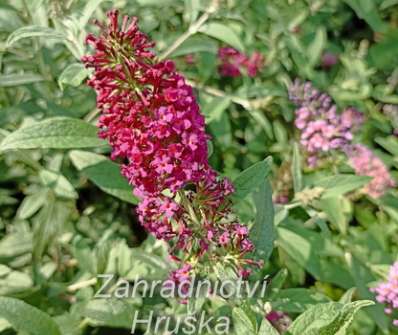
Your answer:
[81,10,272,286]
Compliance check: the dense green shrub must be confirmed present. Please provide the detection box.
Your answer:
[0,0,398,334]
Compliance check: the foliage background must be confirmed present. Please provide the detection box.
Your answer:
[0,0,398,334]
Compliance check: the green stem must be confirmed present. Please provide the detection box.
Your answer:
[157,0,220,61]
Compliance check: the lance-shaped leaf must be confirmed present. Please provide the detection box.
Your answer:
[233,157,272,199]
[69,150,138,204]
[250,179,275,261]
[0,297,61,335]
[0,117,105,151]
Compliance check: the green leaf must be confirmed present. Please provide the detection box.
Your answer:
[40,170,77,199]
[369,264,390,280]
[271,288,330,313]
[343,0,387,32]
[0,319,10,332]
[204,96,231,123]
[267,268,288,292]
[313,174,371,198]
[346,254,390,332]
[380,0,398,9]
[332,301,376,334]
[0,231,32,260]
[232,307,257,335]
[16,191,47,219]
[368,29,398,70]
[208,110,232,147]
[277,224,354,288]
[71,237,97,275]
[79,0,108,28]
[339,288,356,304]
[249,110,274,139]
[288,10,309,32]
[0,117,105,151]
[0,297,61,335]
[184,0,201,23]
[375,136,398,156]
[83,299,136,328]
[0,6,22,32]
[33,198,70,262]
[53,313,81,335]
[170,36,217,57]
[0,265,10,277]
[0,267,33,295]
[0,73,44,87]
[273,120,288,144]
[233,157,272,199]
[259,318,279,335]
[6,25,65,47]
[292,142,303,193]
[318,196,348,235]
[250,179,275,261]
[197,52,217,81]
[308,28,326,66]
[288,300,374,335]
[58,63,90,90]
[199,22,244,51]
[69,150,138,204]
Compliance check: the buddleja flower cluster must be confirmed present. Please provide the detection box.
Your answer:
[289,81,395,198]
[289,80,363,167]
[346,144,395,198]
[82,10,259,282]
[218,47,263,78]
[371,261,398,327]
